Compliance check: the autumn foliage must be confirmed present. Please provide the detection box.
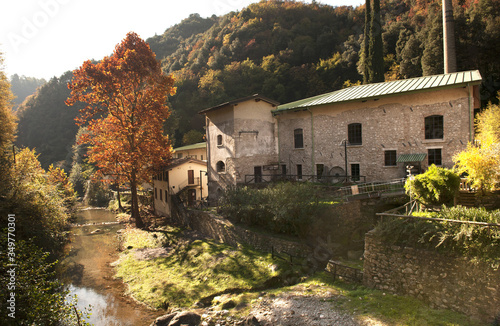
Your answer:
[66,32,176,227]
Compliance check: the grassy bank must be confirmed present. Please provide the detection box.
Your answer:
[114,226,298,309]
[114,227,487,325]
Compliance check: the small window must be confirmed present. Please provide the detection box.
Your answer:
[425,115,443,139]
[294,129,304,149]
[351,163,360,181]
[348,123,362,145]
[177,153,183,159]
[164,171,168,182]
[201,155,204,161]
[160,189,163,201]
[428,148,442,165]
[384,150,397,166]
[297,164,303,180]
[216,161,226,173]
[217,135,223,146]
[154,188,157,200]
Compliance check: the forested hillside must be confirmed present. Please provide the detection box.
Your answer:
[15,0,500,168]
[9,74,46,110]
[15,71,83,168]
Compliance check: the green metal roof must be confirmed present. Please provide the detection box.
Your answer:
[273,70,482,113]
[173,142,206,152]
[396,153,427,163]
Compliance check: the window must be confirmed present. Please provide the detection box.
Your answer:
[425,115,443,139]
[177,153,183,159]
[348,123,362,145]
[351,164,360,181]
[316,164,324,180]
[428,148,442,165]
[164,171,168,183]
[155,188,157,200]
[217,135,223,146]
[384,150,397,166]
[294,129,304,149]
[160,189,163,201]
[216,161,226,173]
[296,164,303,180]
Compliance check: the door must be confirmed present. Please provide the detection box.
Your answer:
[187,189,196,206]
[254,166,262,183]
[188,170,194,185]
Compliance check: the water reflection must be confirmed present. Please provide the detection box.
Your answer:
[62,208,159,326]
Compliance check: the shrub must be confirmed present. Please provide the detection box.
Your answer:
[219,182,326,237]
[374,206,500,261]
[404,165,460,206]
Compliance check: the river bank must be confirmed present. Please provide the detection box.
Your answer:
[60,208,163,326]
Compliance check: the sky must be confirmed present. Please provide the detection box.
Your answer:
[0,0,364,80]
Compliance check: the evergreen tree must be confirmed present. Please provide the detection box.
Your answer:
[369,0,385,82]
[363,0,372,84]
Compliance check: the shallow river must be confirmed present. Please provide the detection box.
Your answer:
[61,208,160,326]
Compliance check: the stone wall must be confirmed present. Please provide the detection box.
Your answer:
[182,210,311,257]
[276,88,474,182]
[363,230,500,323]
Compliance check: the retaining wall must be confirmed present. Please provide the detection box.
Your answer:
[363,230,500,323]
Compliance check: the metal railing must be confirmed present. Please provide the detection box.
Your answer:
[336,178,406,198]
[244,174,366,184]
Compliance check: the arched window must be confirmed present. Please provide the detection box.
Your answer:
[216,161,226,173]
[217,134,223,146]
[425,115,443,139]
[348,123,362,145]
[294,128,303,148]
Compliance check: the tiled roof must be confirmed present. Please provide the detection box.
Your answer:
[273,70,482,113]
[199,94,279,114]
[173,142,206,152]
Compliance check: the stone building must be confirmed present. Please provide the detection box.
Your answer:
[273,70,482,182]
[199,70,482,198]
[199,94,280,197]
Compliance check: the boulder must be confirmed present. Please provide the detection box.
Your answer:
[150,311,201,326]
[168,311,201,326]
[237,315,260,326]
[150,312,176,326]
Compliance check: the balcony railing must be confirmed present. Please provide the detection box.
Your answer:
[244,174,366,184]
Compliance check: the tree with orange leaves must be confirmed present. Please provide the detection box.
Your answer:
[66,32,175,228]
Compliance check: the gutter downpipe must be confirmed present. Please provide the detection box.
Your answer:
[307,108,314,180]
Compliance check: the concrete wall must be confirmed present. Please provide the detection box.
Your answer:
[275,87,476,182]
[363,231,500,323]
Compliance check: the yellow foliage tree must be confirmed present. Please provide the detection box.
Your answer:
[454,100,500,192]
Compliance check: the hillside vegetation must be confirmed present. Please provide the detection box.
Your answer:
[15,0,500,168]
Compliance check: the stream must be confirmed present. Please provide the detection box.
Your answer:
[60,208,160,326]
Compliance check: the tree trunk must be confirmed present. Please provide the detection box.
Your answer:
[117,185,124,212]
[130,170,144,228]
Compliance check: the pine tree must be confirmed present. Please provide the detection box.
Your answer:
[363,0,384,84]
[363,0,372,84]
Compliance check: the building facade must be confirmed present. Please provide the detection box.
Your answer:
[153,144,208,216]
[200,70,482,197]
[200,95,280,198]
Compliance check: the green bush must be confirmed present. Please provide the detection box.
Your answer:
[220,182,326,237]
[404,165,460,206]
